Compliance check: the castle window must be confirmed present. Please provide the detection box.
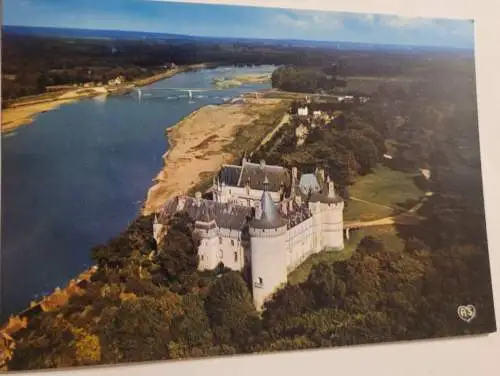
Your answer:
[201,255,204,261]
[219,236,223,244]
[231,239,235,246]
[258,277,263,285]
[234,251,238,262]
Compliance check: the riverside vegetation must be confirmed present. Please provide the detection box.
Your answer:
[4,43,495,369]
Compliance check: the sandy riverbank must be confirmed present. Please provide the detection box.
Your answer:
[142,97,286,215]
[1,64,207,133]
[212,73,271,89]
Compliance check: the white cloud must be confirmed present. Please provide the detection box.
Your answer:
[380,15,434,29]
[360,14,375,25]
[274,10,343,32]
[275,13,309,30]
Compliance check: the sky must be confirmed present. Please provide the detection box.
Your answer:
[3,0,475,48]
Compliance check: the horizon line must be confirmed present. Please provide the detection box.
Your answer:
[3,24,475,51]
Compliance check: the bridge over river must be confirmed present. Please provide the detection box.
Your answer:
[133,86,262,102]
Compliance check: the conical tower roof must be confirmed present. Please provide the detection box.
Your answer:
[250,176,288,229]
[309,175,343,204]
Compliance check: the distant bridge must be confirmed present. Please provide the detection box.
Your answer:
[134,86,261,101]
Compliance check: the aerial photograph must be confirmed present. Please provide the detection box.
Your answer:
[0,0,496,371]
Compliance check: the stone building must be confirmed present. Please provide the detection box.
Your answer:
[153,161,344,310]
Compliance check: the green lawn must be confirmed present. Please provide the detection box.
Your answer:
[345,164,425,219]
[289,165,419,285]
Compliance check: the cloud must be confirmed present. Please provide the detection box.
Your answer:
[274,13,309,29]
[380,15,433,29]
[274,10,343,32]
[359,14,375,25]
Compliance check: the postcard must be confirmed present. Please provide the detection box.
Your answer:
[0,0,496,371]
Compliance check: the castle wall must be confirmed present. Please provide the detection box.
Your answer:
[249,225,288,310]
[321,201,344,250]
[196,228,245,271]
[286,217,314,273]
[196,227,219,270]
[218,228,246,270]
[309,201,323,253]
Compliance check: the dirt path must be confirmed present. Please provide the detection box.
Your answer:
[256,113,290,150]
[345,192,433,229]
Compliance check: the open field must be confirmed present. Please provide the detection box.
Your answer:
[344,164,425,221]
[289,165,423,285]
[336,75,416,94]
[288,225,404,285]
[143,98,288,215]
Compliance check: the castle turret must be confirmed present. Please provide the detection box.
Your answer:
[194,204,219,270]
[309,175,344,251]
[249,176,289,310]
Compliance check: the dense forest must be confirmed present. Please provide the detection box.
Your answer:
[5,42,496,369]
[2,31,471,101]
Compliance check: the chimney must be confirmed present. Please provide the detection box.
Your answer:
[317,168,325,184]
[176,196,186,212]
[327,176,335,198]
[291,167,298,198]
[281,201,288,216]
[245,178,251,195]
[295,195,302,206]
[195,191,202,206]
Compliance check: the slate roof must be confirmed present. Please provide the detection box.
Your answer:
[159,196,252,230]
[238,162,289,191]
[309,180,344,204]
[218,165,242,186]
[298,174,321,196]
[250,190,289,230]
[218,162,290,192]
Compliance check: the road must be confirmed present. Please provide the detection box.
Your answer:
[345,192,433,229]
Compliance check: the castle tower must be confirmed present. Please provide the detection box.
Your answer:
[194,204,219,270]
[321,176,344,249]
[249,176,289,310]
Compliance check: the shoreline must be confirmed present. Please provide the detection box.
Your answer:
[1,63,207,134]
[1,95,287,335]
[142,98,283,215]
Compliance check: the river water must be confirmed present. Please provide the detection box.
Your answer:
[0,66,274,320]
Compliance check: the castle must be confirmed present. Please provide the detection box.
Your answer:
[153,158,344,310]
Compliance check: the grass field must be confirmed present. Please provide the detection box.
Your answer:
[289,164,421,285]
[344,165,425,221]
[288,225,405,285]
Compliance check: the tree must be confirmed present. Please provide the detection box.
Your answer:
[170,294,213,347]
[72,328,101,365]
[205,272,260,349]
[99,293,181,363]
[306,262,337,308]
[262,284,313,332]
[153,212,199,287]
[8,313,77,370]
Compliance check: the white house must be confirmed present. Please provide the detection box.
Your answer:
[154,161,345,310]
[297,106,309,117]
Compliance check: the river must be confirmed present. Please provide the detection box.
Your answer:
[0,65,274,320]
